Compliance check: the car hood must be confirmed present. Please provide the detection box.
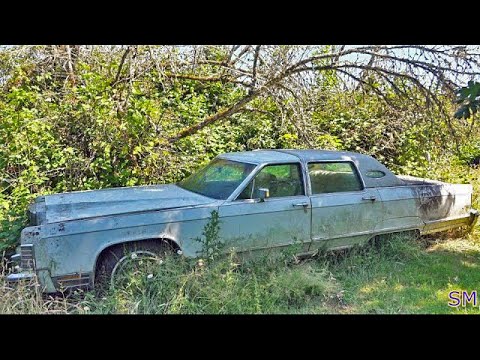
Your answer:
[37,184,215,224]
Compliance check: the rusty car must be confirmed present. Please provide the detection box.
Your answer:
[7,149,479,292]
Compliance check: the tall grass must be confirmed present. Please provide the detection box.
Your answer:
[0,232,430,314]
[78,248,341,314]
[0,259,73,314]
[1,227,479,314]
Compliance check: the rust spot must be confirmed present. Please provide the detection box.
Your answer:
[413,185,455,221]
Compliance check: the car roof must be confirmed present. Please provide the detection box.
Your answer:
[218,150,299,164]
[219,149,404,188]
[219,149,377,164]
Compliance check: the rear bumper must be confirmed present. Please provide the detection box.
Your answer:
[422,209,479,234]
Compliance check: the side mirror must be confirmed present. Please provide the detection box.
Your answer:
[257,188,270,202]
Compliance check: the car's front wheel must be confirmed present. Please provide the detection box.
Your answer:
[95,240,175,292]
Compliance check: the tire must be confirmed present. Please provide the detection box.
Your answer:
[94,239,175,292]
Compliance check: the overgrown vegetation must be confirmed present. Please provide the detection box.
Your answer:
[1,45,479,314]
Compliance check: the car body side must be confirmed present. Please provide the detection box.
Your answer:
[9,150,479,293]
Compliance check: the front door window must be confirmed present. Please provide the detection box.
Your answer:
[237,163,304,200]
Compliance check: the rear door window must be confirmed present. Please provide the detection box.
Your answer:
[308,162,363,194]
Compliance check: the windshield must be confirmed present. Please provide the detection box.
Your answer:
[178,158,256,200]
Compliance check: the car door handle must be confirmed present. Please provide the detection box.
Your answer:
[362,195,376,201]
[292,202,309,207]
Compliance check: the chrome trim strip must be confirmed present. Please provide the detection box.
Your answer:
[6,272,35,282]
[11,254,21,263]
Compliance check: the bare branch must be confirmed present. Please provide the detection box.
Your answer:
[251,45,261,90]
[111,46,131,87]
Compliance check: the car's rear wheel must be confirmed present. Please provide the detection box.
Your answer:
[95,240,175,292]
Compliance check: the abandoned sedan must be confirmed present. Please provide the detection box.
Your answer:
[7,149,479,293]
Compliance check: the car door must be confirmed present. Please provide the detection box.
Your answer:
[308,161,384,250]
[218,163,311,254]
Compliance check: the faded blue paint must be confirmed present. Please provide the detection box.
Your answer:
[309,188,382,247]
[41,184,214,224]
[7,150,479,293]
[219,195,312,253]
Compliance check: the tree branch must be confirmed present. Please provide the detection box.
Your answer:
[111,46,131,87]
[250,45,261,90]
[167,90,260,143]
